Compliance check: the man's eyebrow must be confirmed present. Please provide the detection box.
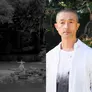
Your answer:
[68,19,76,21]
[60,19,76,21]
[60,19,64,21]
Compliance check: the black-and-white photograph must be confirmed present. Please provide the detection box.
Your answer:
[0,0,46,92]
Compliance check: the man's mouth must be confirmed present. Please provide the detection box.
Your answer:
[63,32,71,34]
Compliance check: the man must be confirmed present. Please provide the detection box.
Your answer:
[46,8,92,92]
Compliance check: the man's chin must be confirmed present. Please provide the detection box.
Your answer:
[63,34,71,37]
[62,35,72,39]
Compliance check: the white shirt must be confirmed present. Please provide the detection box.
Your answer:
[57,50,74,83]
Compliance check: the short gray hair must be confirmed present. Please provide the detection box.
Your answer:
[56,8,79,22]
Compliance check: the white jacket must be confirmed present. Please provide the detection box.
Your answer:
[46,39,92,92]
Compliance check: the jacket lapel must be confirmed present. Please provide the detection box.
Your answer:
[69,41,89,92]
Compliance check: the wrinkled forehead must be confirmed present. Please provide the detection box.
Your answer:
[56,12,78,22]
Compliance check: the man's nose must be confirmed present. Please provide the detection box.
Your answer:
[64,23,69,29]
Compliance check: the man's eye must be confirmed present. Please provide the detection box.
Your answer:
[70,21,73,23]
[60,22,64,24]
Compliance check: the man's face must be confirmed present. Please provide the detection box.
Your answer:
[54,12,80,39]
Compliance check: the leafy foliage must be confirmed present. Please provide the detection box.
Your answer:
[0,0,14,24]
[11,0,45,32]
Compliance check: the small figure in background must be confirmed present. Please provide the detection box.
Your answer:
[17,60,25,75]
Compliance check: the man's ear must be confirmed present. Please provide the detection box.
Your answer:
[54,23,58,30]
[77,23,80,29]
[77,23,80,30]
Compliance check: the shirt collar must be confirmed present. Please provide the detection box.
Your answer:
[58,39,81,50]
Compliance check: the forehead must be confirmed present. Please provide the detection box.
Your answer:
[56,12,77,22]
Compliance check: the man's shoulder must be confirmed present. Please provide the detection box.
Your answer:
[79,39,92,52]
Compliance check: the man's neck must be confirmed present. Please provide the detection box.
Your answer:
[61,38,77,51]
